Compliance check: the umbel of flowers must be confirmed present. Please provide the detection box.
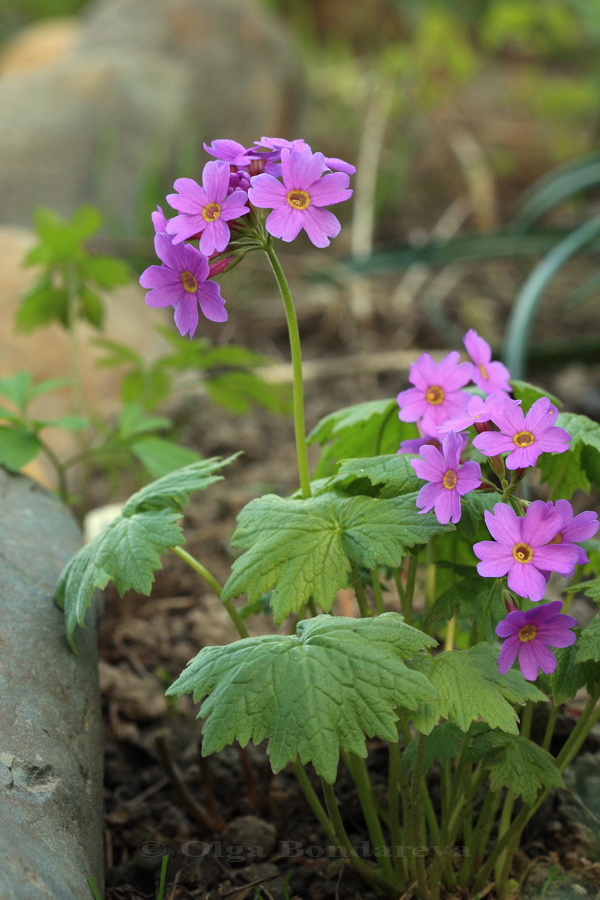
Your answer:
[397,330,598,681]
[140,137,355,338]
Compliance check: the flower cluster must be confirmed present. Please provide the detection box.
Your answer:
[139,137,354,338]
[397,331,598,681]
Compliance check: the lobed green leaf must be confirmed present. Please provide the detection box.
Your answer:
[167,612,438,782]
[222,491,451,622]
[469,730,564,805]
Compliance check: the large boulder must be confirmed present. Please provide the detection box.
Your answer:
[0,0,303,232]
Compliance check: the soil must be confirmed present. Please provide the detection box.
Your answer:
[84,242,600,900]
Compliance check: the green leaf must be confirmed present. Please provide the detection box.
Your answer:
[56,456,236,645]
[548,642,589,705]
[469,730,564,805]
[0,426,41,470]
[222,492,451,622]
[333,454,423,498]
[401,721,465,775]
[539,412,600,498]
[575,613,600,663]
[56,508,185,645]
[422,575,499,631]
[79,287,104,328]
[49,415,89,431]
[118,404,171,440]
[510,379,562,412]
[122,455,239,515]
[410,643,546,735]
[92,337,143,367]
[80,255,130,289]
[0,372,33,410]
[120,368,172,410]
[206,371,291,415]
[458,491,502,544]
[201,345,271,368]
[167,612,438,782]
[15,278,69,331]
[308,399,414,477]
[580,578,600,602]
[131,436,202,479]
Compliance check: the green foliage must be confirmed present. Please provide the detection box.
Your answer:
[575,613,600,664]
[95,329,291,415]
[410,643,546,734]
[222,491,451,622]
[17,207,129,333]
[167,612,438,782]
[55,457,236,646]
[308,399,415,476]
[401,721,465,774]
[469,730,564,804]
[539,412,600,498]
[0,372,88,472]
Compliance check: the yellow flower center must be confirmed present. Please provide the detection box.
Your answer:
[202,202,221,222]
[518,624,538,643]
[442,469,457,490]
[180,270,198,293]
[513,430,535,448]
[426,385,445,405]
[478,363,489,380]
[287,190,311,210]
[512,542,533,564]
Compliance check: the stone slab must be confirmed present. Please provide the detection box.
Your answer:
[0,471,103,899]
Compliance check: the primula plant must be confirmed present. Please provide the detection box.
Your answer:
[56,138,600,899]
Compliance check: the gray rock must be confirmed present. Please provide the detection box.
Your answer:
[0,471,103,899]
[0,0,302,232]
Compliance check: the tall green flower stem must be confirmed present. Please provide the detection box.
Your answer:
[342,752,399,886]
[263,242,312,499]
[172,546,248,639]
[410,734,431,900]
[321,780,400,899]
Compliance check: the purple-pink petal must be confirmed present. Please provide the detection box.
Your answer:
[474,543,513,577]
[416,481,443,514]
[281,147,326,189]
[307,171,352,206]
[301,205,341,247]
[483,504,522,545]
[497,636,521,674]
[202,160,230,201]
[473,431,515,456]
[248,173,288,207]
[507,563,547,602]
[265,205,304,242]
[197,281,228,322]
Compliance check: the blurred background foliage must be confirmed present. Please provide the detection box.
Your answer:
[2,0,600,383]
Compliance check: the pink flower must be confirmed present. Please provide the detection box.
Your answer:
[473,502,580,601]
[437,394,502,434]
[166,161,250,255]
[397,351,472,435]
[496,601,577,681]
[543,499,599,572]
[463,329,511,395]
[139,233,226,338]
[411,431,482,524]
[248,148,352,248]
[256,137,356,175]
[472,396,571,470]
[151,205,169,234]
[203,139,257,168]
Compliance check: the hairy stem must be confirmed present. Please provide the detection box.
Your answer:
[263,243,312,499]
[172,545,248,639]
